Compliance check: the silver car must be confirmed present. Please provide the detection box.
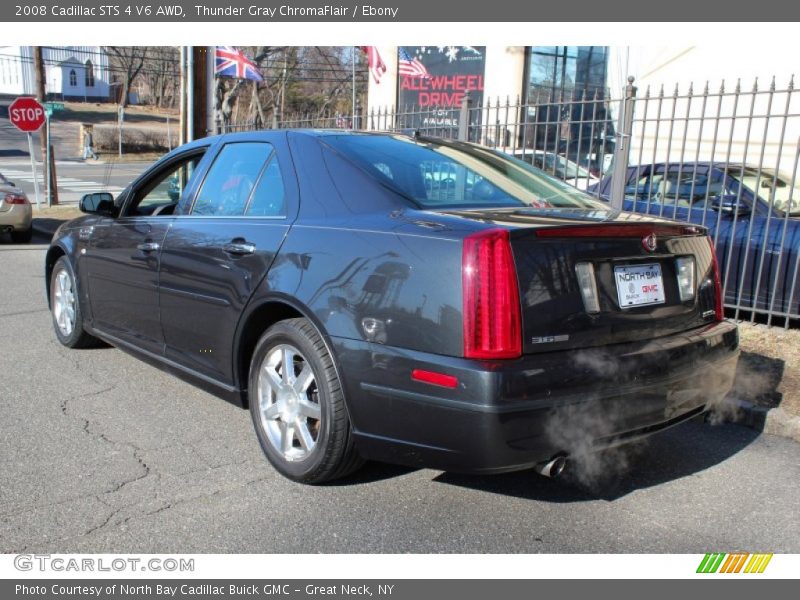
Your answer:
[0,172,32,243]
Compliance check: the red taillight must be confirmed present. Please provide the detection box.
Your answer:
[3,193,28,205]
[411,369,458,389]
[462,228,522,360]
[707,236,724,321]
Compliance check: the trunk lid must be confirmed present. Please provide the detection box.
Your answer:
[443,207,719,354]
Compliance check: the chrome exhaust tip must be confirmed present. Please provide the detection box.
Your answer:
[533,455,567,479]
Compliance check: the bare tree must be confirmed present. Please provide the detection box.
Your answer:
[106,46,148,107]
[140,47,179,108]
[214,46,368,131]
[214,46,285,131]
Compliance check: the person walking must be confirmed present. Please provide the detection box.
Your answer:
[82,128,97,161]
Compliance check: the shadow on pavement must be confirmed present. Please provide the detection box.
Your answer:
[324,461,419,486]
[310,420,760,500]
[432,421,760,502]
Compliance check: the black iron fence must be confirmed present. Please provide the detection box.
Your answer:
[224,76,800,325]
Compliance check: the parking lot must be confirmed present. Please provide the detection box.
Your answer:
[1,237,798,554]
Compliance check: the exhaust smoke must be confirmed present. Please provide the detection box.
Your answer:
[543,395,646,491]
[706,350,782,426]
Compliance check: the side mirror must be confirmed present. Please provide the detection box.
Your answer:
[80,192,116,216]
[710,194,750,216]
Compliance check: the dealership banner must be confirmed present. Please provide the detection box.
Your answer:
[396,46,484,139]
[3,0,800,21]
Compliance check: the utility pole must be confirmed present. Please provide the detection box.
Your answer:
[187,46,194,142]
[190,46,209,139]
[33,47,58,204]
[206,46,216,136]
[179,46,186,145]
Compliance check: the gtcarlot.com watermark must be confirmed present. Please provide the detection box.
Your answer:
[14,554,195,573]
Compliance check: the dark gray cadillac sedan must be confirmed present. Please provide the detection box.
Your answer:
[46,131,739,483]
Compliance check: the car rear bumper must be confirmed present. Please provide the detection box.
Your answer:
[0,203,33,232]
[332,320,739,474]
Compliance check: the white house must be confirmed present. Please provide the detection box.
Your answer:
[0,46,110,100]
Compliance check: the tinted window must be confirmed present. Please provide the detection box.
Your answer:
[126,151,205,216]
[133,155,203,215]
[323,134,606,210]
[193,142,272,216]
[246,155,286,217]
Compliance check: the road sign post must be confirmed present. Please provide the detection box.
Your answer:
[25,133,41,209]
[9,96,47,209]
[45,114,50,207]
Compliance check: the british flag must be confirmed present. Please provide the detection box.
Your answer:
[398,48,431,79]
[360,46,386,84]
[215,46,263,82]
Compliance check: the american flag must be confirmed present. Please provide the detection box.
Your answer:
[398,48,431,79]
[360,46,386,84]
[215,46,263,82]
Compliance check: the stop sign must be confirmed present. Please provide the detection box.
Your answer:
[9,97,46,133]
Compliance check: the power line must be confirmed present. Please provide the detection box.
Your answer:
[37,45,367,73]
[0,51,368,82]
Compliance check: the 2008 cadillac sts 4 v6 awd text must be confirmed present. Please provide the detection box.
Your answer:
[46,131,739,483]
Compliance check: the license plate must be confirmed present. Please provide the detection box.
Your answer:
[615,263,665,308]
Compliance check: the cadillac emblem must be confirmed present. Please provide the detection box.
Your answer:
[642,233,657,252]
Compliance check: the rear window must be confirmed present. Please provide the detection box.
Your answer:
[321,134,606,211]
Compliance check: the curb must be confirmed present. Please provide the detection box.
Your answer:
[718,398,800,444]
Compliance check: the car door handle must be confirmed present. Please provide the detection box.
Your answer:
[137,241,160,252]
[223,241,256,255]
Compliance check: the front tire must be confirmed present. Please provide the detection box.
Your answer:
[248,318,363,483]
[50,256,100,348]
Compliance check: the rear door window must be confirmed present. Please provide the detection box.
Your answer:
[245,154,287,217]
[192,142,273,216]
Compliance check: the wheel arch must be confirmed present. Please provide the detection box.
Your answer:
[233,294,343,409]
[44,244,68,308]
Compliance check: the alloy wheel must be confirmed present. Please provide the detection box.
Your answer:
[52,268,76,337]
[257,343,321,461]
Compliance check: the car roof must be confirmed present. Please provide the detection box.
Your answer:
[206,129,405,142]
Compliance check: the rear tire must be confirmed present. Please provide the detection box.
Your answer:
[50,256,100,348]
[11,228,32,243]
[248,318,363,483]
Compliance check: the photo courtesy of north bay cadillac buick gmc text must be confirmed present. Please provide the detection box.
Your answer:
[46,130,739,483]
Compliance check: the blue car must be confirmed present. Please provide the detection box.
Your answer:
[591,162,800,319]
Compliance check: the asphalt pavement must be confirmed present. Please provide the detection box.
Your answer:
[0,239,798,554]
[0,159,148,205]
